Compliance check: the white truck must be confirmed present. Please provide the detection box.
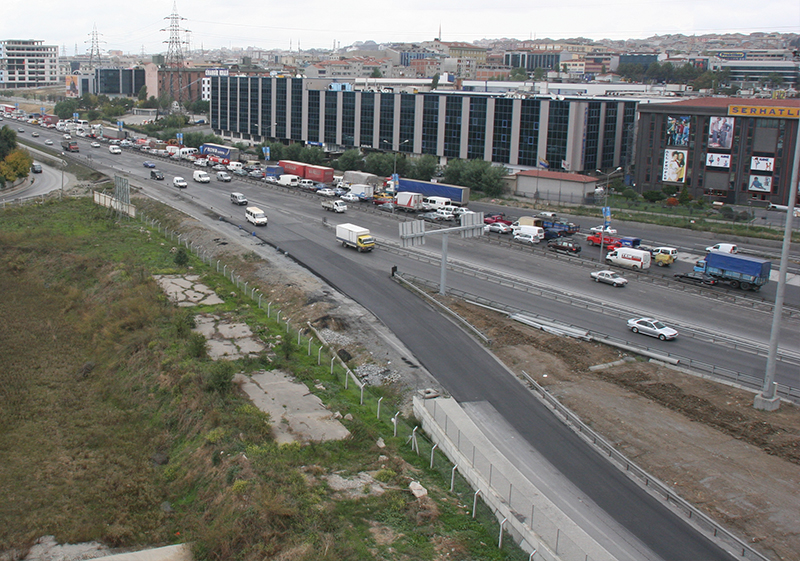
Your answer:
[277,174,300,187]
[336,223,375,252]
[322,200,347,213]
[395,192,424,212]
[347,184,374,200]
[192,170,210,183]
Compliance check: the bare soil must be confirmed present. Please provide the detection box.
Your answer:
[152,199,799,561]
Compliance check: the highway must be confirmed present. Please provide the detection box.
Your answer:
[12,121,799,560]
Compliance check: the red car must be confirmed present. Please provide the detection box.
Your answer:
[484,213,513,225]
[586,233,622,249]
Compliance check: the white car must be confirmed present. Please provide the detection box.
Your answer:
[484,222,512,234]
[340,192,360,203]
[627,317,678,341]
[705,243,738,254]
[590,270,628,287]
[316,188,337,197]
[44,139,53,145]
[109,145,122,154]
[91,142,100,148]
[590,225,617,235]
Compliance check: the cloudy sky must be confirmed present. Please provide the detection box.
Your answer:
[3,0,798,56]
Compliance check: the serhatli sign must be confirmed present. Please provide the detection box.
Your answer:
[205,68,229,77]
[728,105,800,119]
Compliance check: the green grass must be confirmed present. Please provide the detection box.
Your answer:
[0,197,527,560]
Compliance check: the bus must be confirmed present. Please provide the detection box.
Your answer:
[61,139,79,152]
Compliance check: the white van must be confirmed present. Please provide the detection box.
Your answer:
[193,170,210,183]
[705,243,738,254]
[277,174,300,187]
[513,225,545,241]
[227,161,243,172]
[605,248,652,270]
[299,178,317,190]
[245,206,268,226]
[422,196,452,210]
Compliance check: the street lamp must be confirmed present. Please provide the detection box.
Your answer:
[382,139,410,176]
[60,152,66,200]
[595,167,622,259]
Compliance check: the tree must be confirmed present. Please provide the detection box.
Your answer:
[283,142,303,161]
[0,149,33,182]
[431,73,440,90]
[370,68,382,78]
[661,184,679,197]
[621,188,638,202]
[533,67,547,81]
[561,64,568,74]
[678,186,691,205]
[54,99,79,119]
[0,126,18,160]
[767,73,784,87]
[364,152,394,177]
[137,85,148,102]
[642,190,666,203]
[334,149,363,171]
[408,154,438,181]
[509,67,528,81]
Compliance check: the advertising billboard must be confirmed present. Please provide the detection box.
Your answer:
[751,156,774,172]
[662,149,687,183]
[706,153,731,168]
[66,75,79,98]
[748,175,772,193]
[666,116,690,146]
[708,116,734,149]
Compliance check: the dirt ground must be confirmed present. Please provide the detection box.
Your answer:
[152,201,799,561]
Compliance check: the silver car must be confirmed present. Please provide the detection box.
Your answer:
[626,317,678,341]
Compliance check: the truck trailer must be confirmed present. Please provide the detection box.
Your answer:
[395,192,424,212]
[278,160,307,178]
[200,143,240,162]
[336,223,375,252]
[305,164,335,184]
[693,252,771,291]
[396,178,470,206]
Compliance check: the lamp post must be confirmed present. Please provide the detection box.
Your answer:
[382,139,410,176]
[595,167,621,259]
[60,153,66,200]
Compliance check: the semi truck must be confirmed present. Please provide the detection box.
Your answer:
[396,178,470,206]
[336,223,375,252]
[200,143,240,162]
[305,164,335,184]
[693,252,771,291]
[278,160,307,177]
[322,200,347,213]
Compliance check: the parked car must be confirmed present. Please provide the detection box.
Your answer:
[142,161,156,168]
[150,170,164,180]
[590,225,617,235]
[626,317,678,341]
[673,272,718,286]
[484,222,512,234]
[44,139,53,145]
[341,192,360,203]
[316,188,337,197]
[548,239,582,254]
[590,270,628,287]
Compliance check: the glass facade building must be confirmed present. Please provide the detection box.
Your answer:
[210,76,636,172]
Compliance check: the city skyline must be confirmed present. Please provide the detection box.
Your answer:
[2,0,798,57]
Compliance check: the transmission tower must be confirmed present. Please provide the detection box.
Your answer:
[86,24,105,70]
[161,1,189,113]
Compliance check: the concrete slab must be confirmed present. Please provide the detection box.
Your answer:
[217,322,253,339]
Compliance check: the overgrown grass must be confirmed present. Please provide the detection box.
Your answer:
[1,198,526,560]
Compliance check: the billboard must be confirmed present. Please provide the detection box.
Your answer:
[662,149,687,183]
[706,153,731,168]
[751,156,774,172]
[748,175,772,193]
[66,75,79,98]
[666,116,690,146]
[708,116,734,149]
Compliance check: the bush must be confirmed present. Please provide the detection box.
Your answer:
[643,190,666,203]
[186,332,207,359]
[174,247,189,267]
[665,197,679,207]
[204,361,234,393]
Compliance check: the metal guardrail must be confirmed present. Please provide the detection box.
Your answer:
[397,270,800,404]
[519,371,770,561]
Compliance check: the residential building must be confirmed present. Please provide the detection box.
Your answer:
[0,39,59,89]
[633,98,800,207]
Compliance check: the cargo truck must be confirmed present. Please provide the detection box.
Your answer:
[693,252,771,291]
[395,192,424,212]
[342,170,381,186]
[200,143,240,162]
[348,184,375,200]
[336,223,375,252]
[305,164,335,184]
[322,200,347,213]
[396,178,470,206]
[278,160,307,177]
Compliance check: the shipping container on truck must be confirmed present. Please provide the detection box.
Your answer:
[693,252,771,291]
[278,160,308,178]
[305,164,335,184]
[264,165,284,178]
[199,143,240,162]
[396,178,470,206]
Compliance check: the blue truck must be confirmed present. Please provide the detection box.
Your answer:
[199,143,240,162]
[693,252,771,291]
[396,178,470,206]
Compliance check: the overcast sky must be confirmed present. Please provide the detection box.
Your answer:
[3,0,798,56]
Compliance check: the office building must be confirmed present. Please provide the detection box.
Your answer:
[0,39,59,89]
